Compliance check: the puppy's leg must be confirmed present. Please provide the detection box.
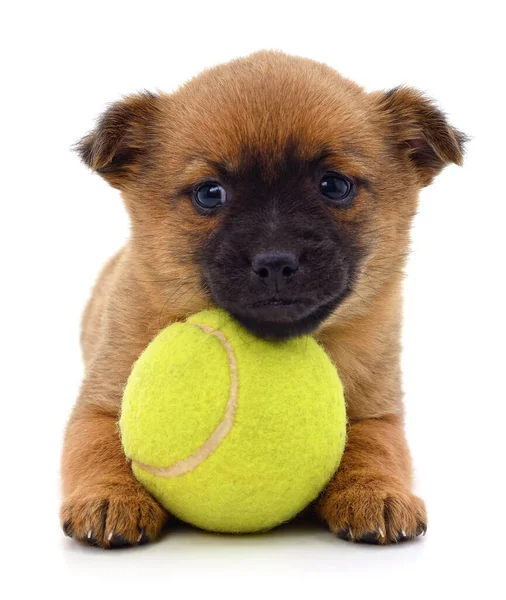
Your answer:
[317,415,427,544]
[61,249,170,548]
[60,389,169,548]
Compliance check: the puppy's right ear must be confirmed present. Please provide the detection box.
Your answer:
[372,86,467,187]
[76,92,159,189]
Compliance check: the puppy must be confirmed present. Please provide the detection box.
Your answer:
[61,51,465,548]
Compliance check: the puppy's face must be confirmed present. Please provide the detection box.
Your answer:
[79,52,465,340]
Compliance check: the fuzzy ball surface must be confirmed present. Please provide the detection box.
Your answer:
[120,308,346,533]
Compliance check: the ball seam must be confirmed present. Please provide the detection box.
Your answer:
[131,322,239,478]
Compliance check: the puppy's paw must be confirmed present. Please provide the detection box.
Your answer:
[60,482,169,548]
[318,480,427,545]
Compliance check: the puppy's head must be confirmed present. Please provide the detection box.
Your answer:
[78,51,465,339]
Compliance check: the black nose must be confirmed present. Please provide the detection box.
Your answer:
[251,251,299,291]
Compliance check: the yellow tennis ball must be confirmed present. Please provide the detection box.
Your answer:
[120,308,346,533]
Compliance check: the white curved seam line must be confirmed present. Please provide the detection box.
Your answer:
[132,322,238,478]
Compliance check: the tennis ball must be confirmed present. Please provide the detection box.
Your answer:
[120,308,346,533]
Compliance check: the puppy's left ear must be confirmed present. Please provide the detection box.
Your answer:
[76,91,160,190]
[373,86,467,187]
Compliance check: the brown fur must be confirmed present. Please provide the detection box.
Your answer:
[61,51,465,547]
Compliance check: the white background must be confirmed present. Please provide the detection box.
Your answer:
[2,1,505,598]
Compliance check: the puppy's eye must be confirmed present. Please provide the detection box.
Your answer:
[320,173,353,206]
[193,182,227,211]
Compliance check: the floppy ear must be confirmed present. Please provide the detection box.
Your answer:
[374,86,467,187]
[76,91,159,189]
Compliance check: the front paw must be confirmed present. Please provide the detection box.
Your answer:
[318,479,427,545]
[60,482,169,548]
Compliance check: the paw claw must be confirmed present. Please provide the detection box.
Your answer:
[137,528,149,545]
[357,531,379,545]
[62,521,72,538]
[109,534,131,549]
[85,533,99,546]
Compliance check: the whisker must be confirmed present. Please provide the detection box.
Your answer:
[156,280,201,329]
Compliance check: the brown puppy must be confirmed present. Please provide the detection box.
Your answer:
[61,51,465,548]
